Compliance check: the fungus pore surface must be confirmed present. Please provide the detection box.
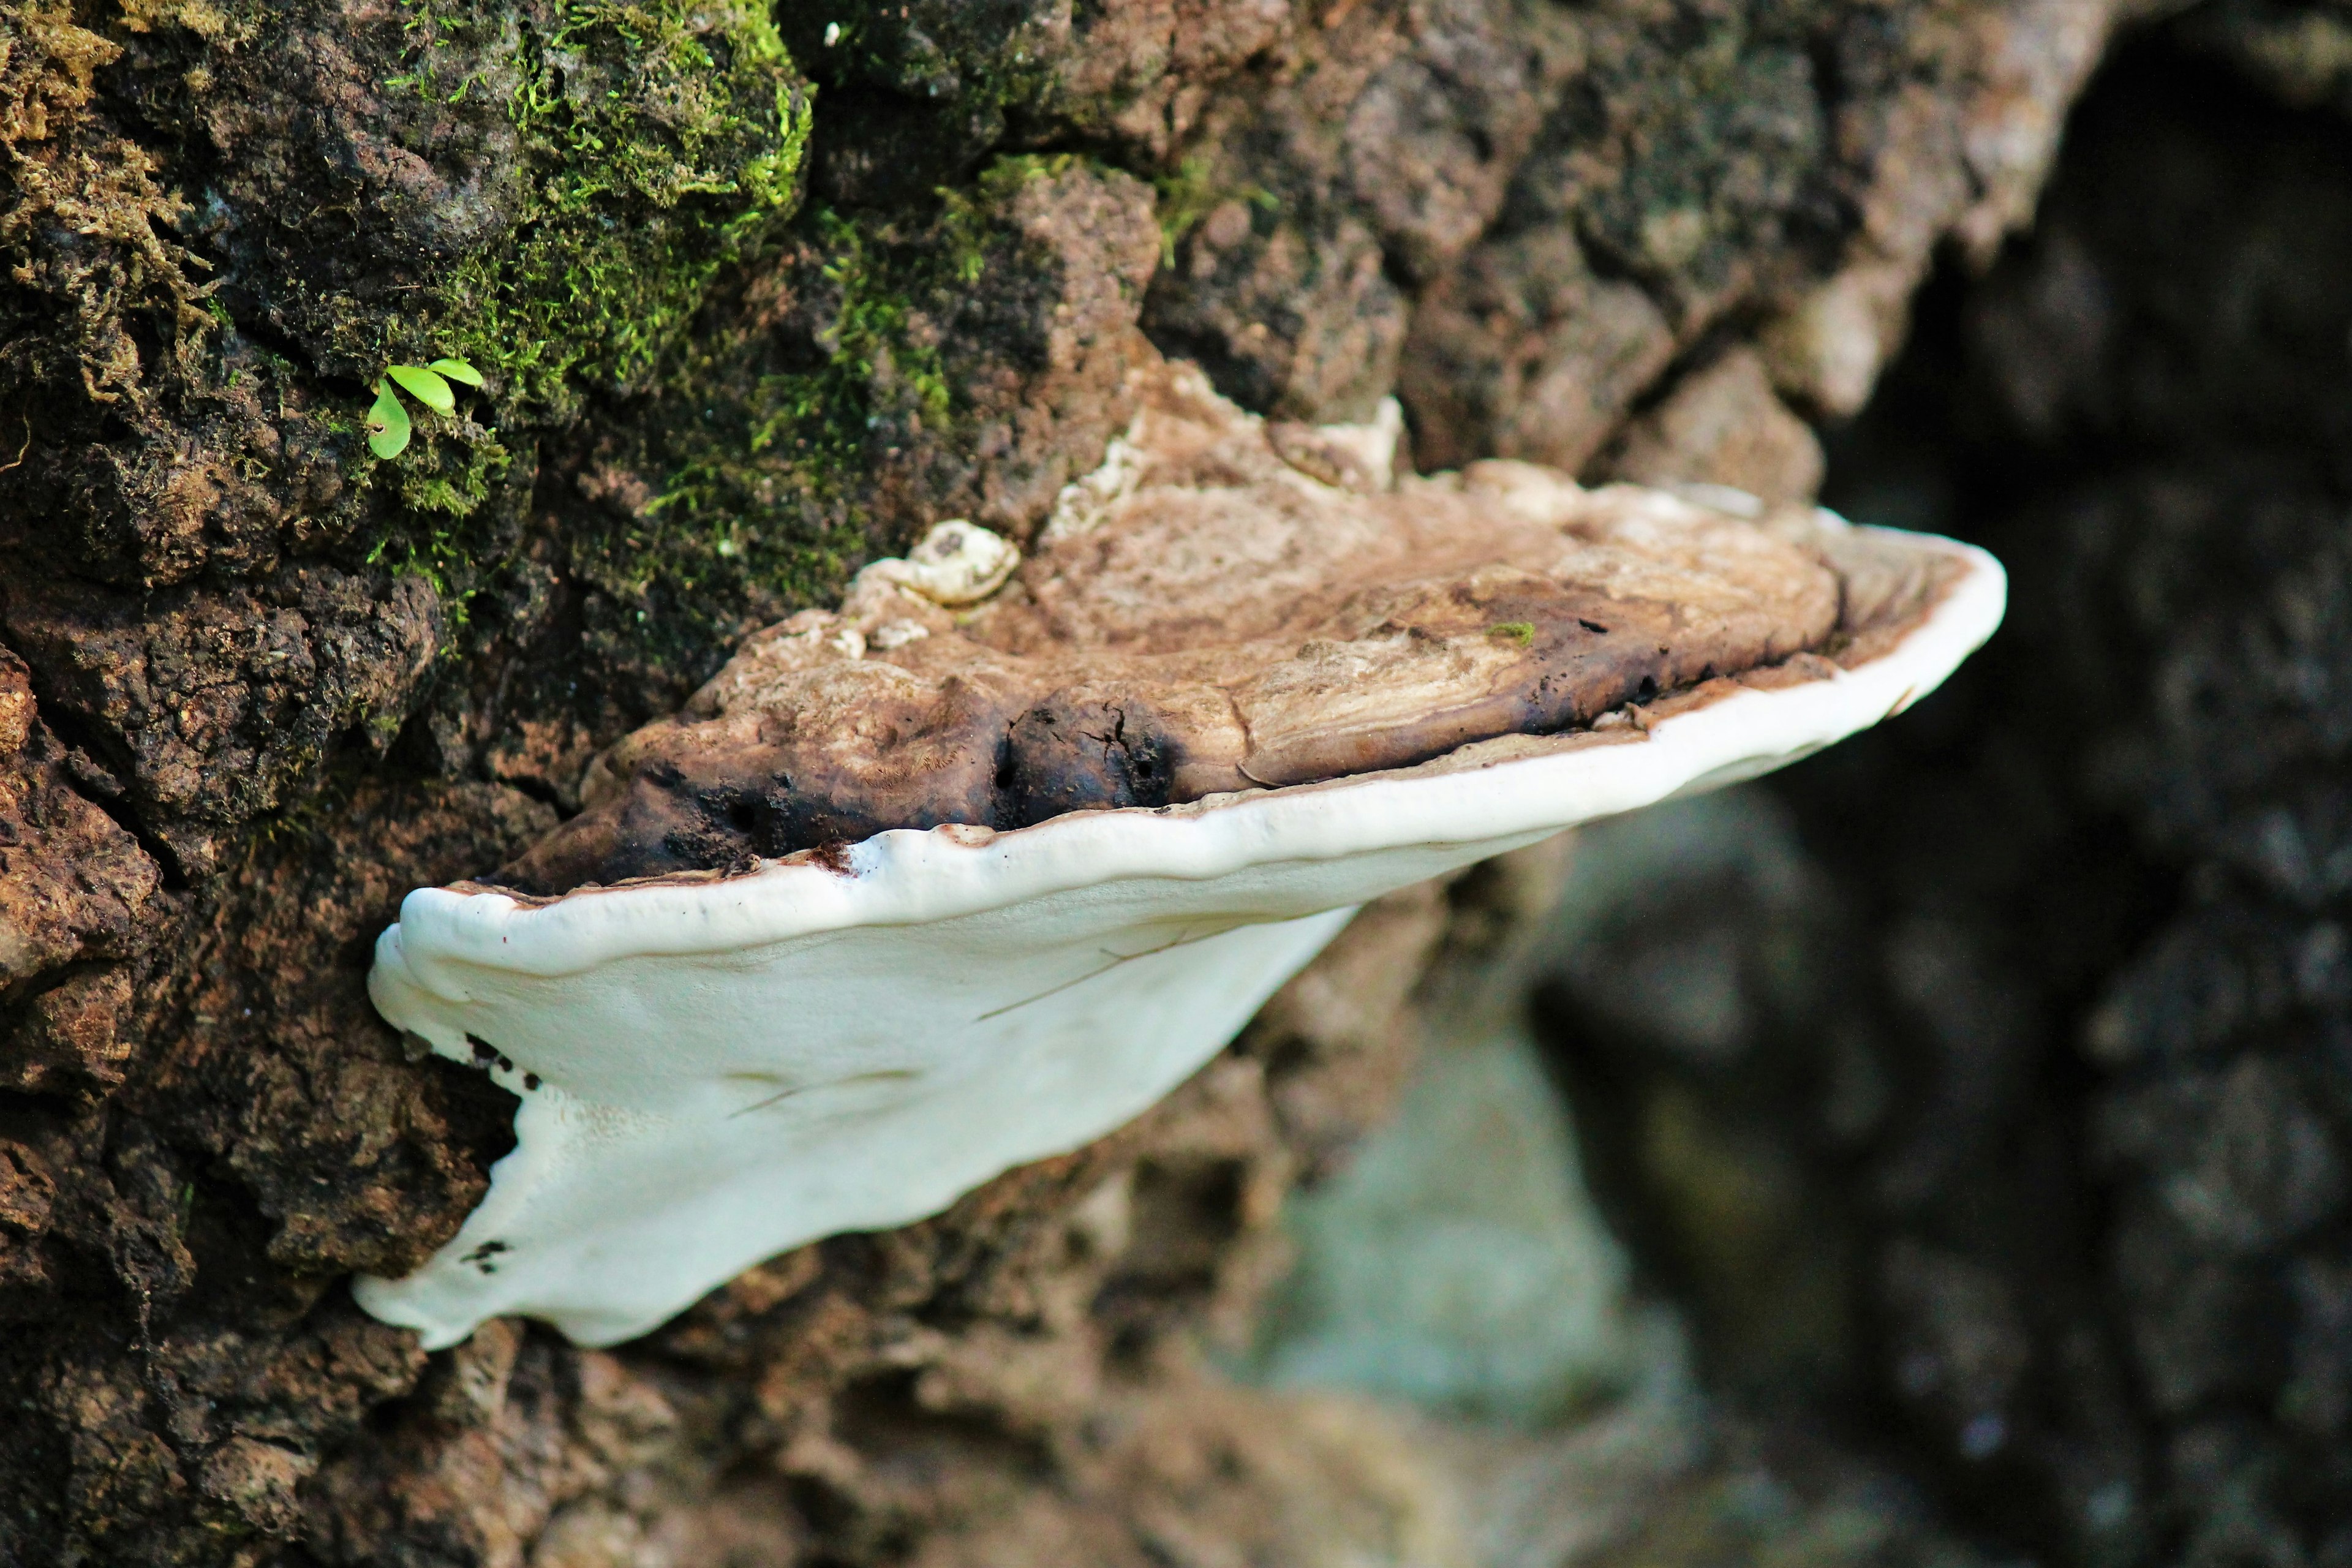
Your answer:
[359,362,2005,1349]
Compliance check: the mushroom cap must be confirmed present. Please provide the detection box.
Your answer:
[354,365,2004,1350]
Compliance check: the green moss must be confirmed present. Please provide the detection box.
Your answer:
[652,152,1081,503]
[358,426,516,637]
[563,153,1090,682]
[1152,156,1275,265]
[778,2,1057,148]
[356,6,1117,682]
[775,206,956,459]
[574,202,948,671]
[428,0,811,421]
[362,0,811,585]
[395,422,511,521]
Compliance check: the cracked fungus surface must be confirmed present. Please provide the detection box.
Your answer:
[502,364,1852,895]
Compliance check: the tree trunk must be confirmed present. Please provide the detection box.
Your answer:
[1,0,2343,1562]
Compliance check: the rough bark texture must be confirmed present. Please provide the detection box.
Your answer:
[2,0,2326,1561]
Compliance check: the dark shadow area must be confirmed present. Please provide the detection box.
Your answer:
[1536,21,2352,1567]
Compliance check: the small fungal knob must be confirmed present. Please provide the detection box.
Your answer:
[854,521,1020,607]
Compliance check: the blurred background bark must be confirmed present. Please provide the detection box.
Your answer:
[1,0,2346,1562]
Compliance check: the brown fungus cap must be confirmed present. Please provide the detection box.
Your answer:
[503,367,1849,896]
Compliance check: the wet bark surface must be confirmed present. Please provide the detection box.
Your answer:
[2,0,2324,1561]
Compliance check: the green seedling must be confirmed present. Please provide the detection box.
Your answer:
[367,356,486,458]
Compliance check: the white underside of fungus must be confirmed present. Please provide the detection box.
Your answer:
[355,368,2005,1350]
[358,539,1999,1349]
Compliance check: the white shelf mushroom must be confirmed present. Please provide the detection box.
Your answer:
[355,365,2005,1351]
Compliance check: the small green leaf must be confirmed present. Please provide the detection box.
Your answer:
[366,382,412,459]
[428,356,485,388]
[386,363,456,415]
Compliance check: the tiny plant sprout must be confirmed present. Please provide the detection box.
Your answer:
[386,364,457,415]
[364,383,412,459]
[364,354,484,459]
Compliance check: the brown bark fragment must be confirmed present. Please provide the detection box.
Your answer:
[1604,347,1828,508]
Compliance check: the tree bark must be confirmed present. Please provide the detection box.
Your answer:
[9,0,2335,1562]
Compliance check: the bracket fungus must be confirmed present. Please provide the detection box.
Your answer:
[358,365,2005,1349]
